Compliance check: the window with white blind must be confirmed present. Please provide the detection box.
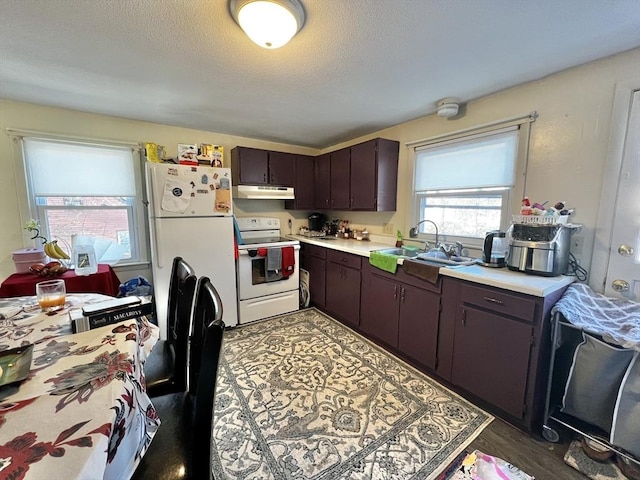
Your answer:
[413,126,520,241]
[22,137,147,264]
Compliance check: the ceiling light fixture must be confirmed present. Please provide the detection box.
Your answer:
[436,97,461,118]
[230,0,305,49]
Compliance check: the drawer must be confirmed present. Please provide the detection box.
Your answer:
[460,282,537,322]
[304,244,327,259]
[327,249,362,270]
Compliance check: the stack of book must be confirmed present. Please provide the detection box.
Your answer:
[70,296,153,333]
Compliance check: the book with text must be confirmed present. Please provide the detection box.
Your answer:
[72,297,153,333]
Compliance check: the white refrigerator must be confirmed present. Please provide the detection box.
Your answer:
[145,162,238,337]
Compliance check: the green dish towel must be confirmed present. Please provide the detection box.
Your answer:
[369,251,399,274]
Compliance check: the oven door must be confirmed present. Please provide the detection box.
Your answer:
[237,246,300,300]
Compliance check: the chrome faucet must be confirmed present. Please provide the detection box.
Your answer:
[439,241,465,258]
[409,219,439,251]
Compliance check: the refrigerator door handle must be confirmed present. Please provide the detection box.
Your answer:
[147,165,164,269]
[152,218,164,269]
[148,165,157,217]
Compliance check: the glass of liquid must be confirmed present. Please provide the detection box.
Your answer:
[36,279,66,313]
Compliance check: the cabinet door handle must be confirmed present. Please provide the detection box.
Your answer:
[484,296,504,305]
[400,286,405,302]
[462,309,467,326]
[325,198,329,206]
[393,285,398,300]
[263,173,267,182]
[340,258,348,263]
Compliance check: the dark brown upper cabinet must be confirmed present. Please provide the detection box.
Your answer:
[231,147,295,187]
[314,153,331,209]
[350,138,399,211]
[313,138,399,211]
[233,137,399,211]
[285,154,315,210]
[330,148,351,210]
[268,151,295,186]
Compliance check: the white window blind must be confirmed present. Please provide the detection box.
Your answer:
[24,138,136,196]
[414,127,518,192]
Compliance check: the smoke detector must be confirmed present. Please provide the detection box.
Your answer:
[436,97,461,118]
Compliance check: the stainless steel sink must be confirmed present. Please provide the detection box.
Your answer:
[415,252,479,266]
[374,247,420,258]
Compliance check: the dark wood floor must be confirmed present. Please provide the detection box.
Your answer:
[468,418,587,480]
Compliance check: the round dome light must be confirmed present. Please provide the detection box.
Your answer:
[231,0,305,49]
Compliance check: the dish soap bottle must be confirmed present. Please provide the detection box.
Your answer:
[395,230,404,248]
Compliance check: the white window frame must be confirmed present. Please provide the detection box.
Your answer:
[9,130,149,267]
[414,187,511,242]
[407,113,536,249]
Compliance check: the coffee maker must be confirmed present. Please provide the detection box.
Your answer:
[308,212,327,233]
[507,223,578,276]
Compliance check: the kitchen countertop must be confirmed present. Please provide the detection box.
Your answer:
[440,264,574,297]
[289,235,392,256]
[290,234,575,297]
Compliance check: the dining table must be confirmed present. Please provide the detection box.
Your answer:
[0,293,160,480]
[0,264,122,298]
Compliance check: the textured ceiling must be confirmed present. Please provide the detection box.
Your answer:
[1,0,639,148]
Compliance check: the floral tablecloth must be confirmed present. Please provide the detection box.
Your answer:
[0,294,160,480]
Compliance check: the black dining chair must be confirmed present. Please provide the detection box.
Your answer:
[145,256,197,397]
[133,276,225,480]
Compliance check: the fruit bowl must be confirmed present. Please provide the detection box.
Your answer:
[29,261,69,277]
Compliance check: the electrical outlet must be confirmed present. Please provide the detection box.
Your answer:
[572,236,584,254]
[383,223,394,234]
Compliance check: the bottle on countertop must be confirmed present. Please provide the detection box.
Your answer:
[395,230,404,248]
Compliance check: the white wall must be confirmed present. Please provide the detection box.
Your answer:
[0,103,318,283]
[1,47,638,284]
[324,48,640,276]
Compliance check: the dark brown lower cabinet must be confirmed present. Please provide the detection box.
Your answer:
[304,242,570,434]
[398,283,440,370]
[360,264,441,370]
[451,306,532,419]
[440,277,569,432]
[360,272,399,347]
[325,251,361,327]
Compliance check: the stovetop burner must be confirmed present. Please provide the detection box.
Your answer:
[235,216,299,250]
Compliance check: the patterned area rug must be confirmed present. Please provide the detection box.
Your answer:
[212,308,493,479]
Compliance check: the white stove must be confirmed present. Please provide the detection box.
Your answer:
[236,217,300,325]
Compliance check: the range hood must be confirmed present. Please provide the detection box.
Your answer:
[232,185,295,200]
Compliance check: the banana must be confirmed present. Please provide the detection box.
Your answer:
[44,242,56,258]
[51,241,70,260]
